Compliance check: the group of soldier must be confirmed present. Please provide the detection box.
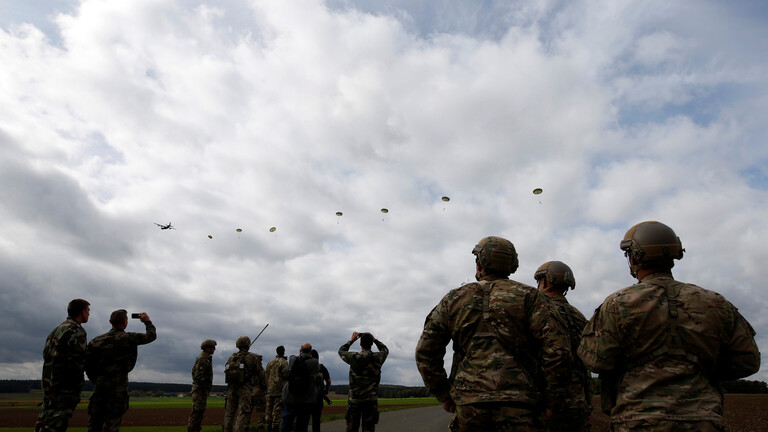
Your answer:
[35,220,761,432]
[415,220,761,431]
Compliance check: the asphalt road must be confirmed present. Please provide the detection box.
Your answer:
[320,405,451,432]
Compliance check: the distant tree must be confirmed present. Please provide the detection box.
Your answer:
[723,379,768,394]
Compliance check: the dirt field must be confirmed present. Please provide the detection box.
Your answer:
[2,395,766,431]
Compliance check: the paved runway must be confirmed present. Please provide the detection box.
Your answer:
[320,405,451,432]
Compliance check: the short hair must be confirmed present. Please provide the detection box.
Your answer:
[276,345,285,356]
[360,333,373,349]
[311,349,319,359]
[67,299,90,318]
[109,309,128,326]
[300,343,312,354]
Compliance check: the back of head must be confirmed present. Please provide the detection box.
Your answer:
[300,343,312,354]
[621,221,684,273]
[276,345,285,356]
[236,336,251,351]
[201,339,217,350]
[67,299,90,318]
[534,261,576,291]
[311,349,319,359]
[109,309,128,327]
[472,236,519,276]
[360,333,373,349]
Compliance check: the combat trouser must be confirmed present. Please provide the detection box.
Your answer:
[345,400,379,432]
[450,402,543,432]
[265,395,283,431]
[87,389,129,432]
[187,388,209,432]
[613,419,723,432]
[223,384,253,432]
[35,391,81,432]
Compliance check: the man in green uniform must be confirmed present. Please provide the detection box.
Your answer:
[265,346,288,432]
[85,310,157,432]
[223,336,265,432]
[338,332,388,432]
[415,236,577,431]
[35,298,90,432]
[579,221,761,431]
[534,261,592,431]
[187,339,216,432]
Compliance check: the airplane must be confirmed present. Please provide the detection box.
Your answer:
[154,222,175,230]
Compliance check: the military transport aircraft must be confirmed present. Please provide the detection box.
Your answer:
[154,222,175,230]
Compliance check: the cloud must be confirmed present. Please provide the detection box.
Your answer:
[0,0,766,387]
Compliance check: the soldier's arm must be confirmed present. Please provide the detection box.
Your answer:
[373,339,389,362]
[577,299,622,374]
[67,326,88,376]
[191,357,205,382]
[128,320,157,345]
[716,302,761,380]
[414,303,453,403]
[338,341,354,365]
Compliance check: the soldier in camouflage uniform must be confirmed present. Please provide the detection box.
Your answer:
[415,236,577,432]
[265,346,288,432]
[578,221,761,432]
[187,339,216,432]
[534,261,592,431]
[338,332,388,432]
[85,310,157,432]
[223,336,266,432]
[35,298,90,432]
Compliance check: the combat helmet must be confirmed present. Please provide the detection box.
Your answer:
[620,221,684,275]
[236,336,251,350]
[534,261,575,291]
[472,236,519,275]
[201,339,217,350]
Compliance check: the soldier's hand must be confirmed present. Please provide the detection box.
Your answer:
[351,332,360,342]
[441,398,456,413]
[139,312,150,323]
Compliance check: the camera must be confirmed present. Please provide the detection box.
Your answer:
[131,313,141,319]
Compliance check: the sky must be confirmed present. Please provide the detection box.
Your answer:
[1,0,766,387]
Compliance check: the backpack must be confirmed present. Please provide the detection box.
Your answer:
[225,352,246,385]
[287,356,312,396]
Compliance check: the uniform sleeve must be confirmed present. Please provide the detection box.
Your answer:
[374,339,389,363]
[125,321,157,345]
[414,301,453,402]
[716,303,761,380]
[578,298,622,374]
[338,341,355,365]
[67,326,88,378]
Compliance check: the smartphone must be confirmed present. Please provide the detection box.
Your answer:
[131,313,141,319]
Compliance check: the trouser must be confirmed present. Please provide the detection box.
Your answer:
[345,400,378,432]
[223,385,253,432]
[282,402,312,432]
[87,389,129,432]
[266,395,284,430]
[187,389,209,432]
[250,387,267,428]
[612,419,723,431]
[35,391,81,432]
[311,397,323,432]
[450,402,542,432]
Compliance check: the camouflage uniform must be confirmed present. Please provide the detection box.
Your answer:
[223,350,265,432]
[578,273,761,431]
[187,350,213,432]
[84,320,157,432]
[338,338,389,432]
[415,275,576,432]
[265,355,288,431]
[546,294,591,432]
[35,317,87,432]
[249,354,267,430]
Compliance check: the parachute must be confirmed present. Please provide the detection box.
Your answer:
[380,208,388,214]
[269,227,276,232]
[236,228,243,232]
[533,188,543,195]
[441,196,450,202]
[208,235,213,239]
[335,212,343,216]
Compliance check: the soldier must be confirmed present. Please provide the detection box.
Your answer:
[85,310,157,432]
[265,346,288,432]
[311,349,332,432]
[534,261,592,431]
[223,336,266,432]
[187,339,216,432]
[579,221,761,431]
[415,236,577,431]
[338,333,388,432]
[282,343,321,432]
[35,298,90,432]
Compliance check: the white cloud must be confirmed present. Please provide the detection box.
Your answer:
[1,0,766,387]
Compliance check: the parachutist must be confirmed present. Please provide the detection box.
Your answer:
[154,222,175,230]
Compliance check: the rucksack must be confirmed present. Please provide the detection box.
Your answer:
[225,352,246,385]
[287,356,312,396]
